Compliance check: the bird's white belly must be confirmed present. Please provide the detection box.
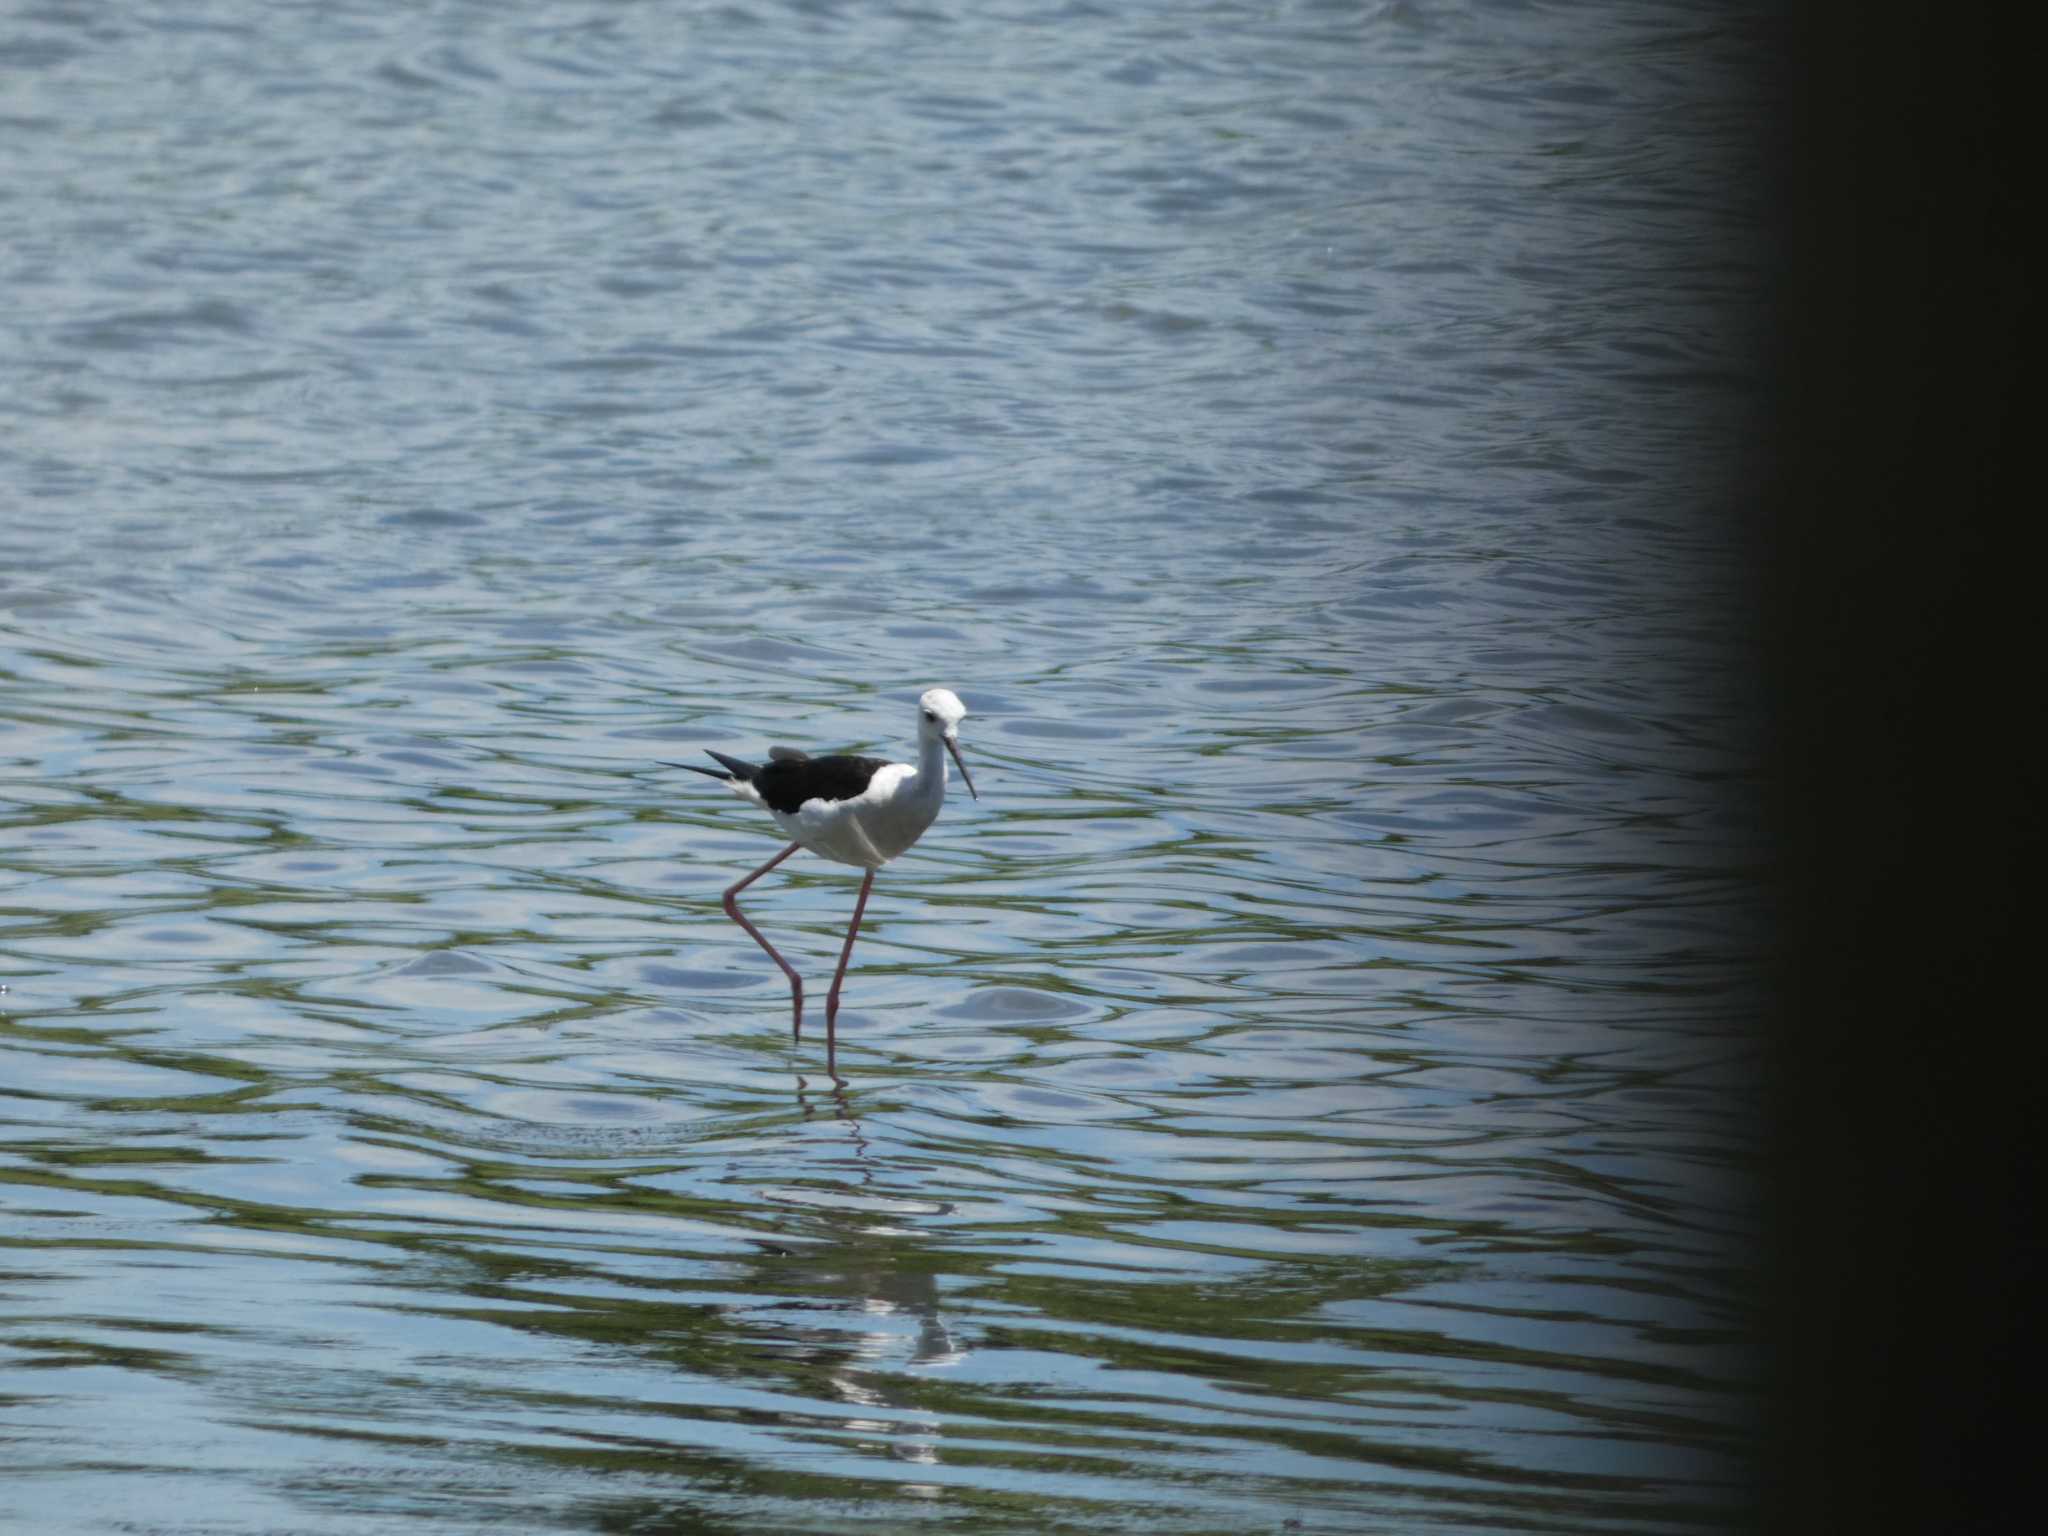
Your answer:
[774,764,937,870]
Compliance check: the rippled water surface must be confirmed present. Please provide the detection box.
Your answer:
[3,2,1766,1531]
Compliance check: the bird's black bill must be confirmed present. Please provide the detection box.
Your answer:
[945,737,979,800]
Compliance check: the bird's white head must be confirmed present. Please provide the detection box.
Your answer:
[918,688,967,738]
[917,688,976,799]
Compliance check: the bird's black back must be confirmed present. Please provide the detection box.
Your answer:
[751,753,892,814]
[699,749,892,815]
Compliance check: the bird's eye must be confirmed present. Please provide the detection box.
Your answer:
[923,711,937,722]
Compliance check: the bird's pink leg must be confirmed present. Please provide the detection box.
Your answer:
[722,841,806,1038]
[823,869,876,1071]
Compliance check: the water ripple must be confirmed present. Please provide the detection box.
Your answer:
[3,0,1761,1529]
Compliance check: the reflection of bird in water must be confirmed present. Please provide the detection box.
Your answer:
[742,1089,967,1460]
[673,688,977,1075]
[795,1072,866,1135]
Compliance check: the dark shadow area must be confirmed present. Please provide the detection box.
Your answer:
[1761,4,2038,1530]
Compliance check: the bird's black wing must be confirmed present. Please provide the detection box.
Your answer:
[751,753,891,815]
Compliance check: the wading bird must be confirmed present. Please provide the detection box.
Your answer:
[674,688,977,1071]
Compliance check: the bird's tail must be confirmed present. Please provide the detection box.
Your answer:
[664,751,758,783]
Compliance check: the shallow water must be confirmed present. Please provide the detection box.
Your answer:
[3,2,1764,1531]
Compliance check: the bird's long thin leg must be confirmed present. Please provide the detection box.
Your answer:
[823,869,876,1071]
[722,841,806,1038]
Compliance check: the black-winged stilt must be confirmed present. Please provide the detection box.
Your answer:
[673,688,977,1071]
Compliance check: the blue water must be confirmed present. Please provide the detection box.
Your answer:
[2,2,1764,1530]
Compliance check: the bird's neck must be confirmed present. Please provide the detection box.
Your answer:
[916,732,948,803]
